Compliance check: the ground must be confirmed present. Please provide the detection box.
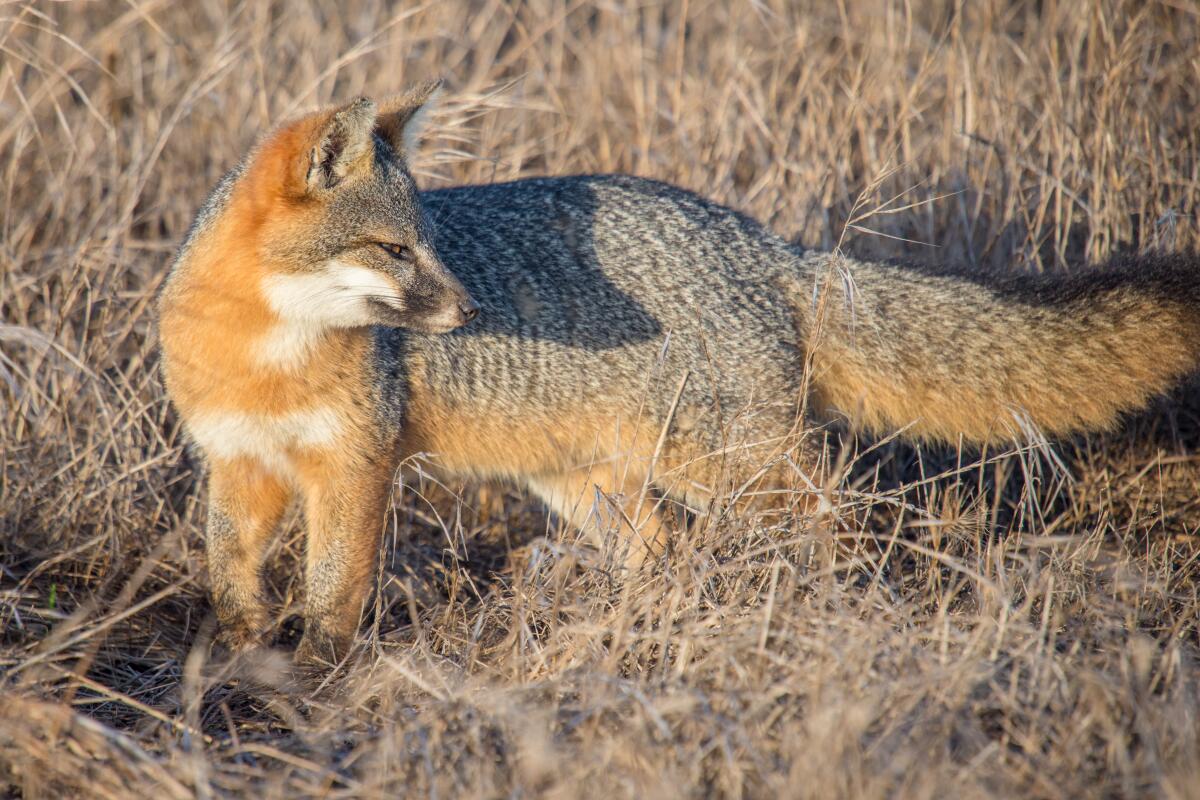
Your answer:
[2,1,1200,798]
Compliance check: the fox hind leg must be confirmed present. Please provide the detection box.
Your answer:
[526,468,671,571]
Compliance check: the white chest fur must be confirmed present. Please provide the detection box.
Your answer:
[187,406,345,470]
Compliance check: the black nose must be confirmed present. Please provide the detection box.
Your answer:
[459,298,480,322]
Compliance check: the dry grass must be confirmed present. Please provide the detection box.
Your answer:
[3,0,1200,797]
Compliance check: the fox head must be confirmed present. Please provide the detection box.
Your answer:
[240,80,479,335]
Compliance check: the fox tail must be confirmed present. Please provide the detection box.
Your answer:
[799,252,1200,445]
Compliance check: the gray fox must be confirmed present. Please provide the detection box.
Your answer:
[157,84,1200,667]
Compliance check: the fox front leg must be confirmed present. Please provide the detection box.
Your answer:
[204,460,292,651]
[292,452,396,669]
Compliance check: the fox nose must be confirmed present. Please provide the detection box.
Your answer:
[459,298,480,323]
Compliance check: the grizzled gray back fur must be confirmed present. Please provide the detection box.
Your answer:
[394,176,811,456]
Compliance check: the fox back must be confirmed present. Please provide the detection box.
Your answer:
[398,175,810,480]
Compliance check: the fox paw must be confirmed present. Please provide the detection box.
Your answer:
[214,617,267,655]
[294,627,353,671]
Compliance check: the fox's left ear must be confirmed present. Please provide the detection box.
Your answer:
[304,97,378,193]
[375,78,443,157]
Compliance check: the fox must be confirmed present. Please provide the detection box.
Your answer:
[158,82,1200,668]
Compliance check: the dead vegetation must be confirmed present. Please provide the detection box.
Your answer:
[3,1,1200,797]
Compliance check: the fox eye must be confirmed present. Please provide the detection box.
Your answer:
[378,242,413,262]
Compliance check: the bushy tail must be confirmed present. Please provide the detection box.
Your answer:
[799,252,1200,445]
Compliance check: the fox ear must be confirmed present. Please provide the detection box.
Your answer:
[304,97,377,192]
[375,79,443,157]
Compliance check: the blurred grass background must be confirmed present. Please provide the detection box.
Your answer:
[2,1,1200,797]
